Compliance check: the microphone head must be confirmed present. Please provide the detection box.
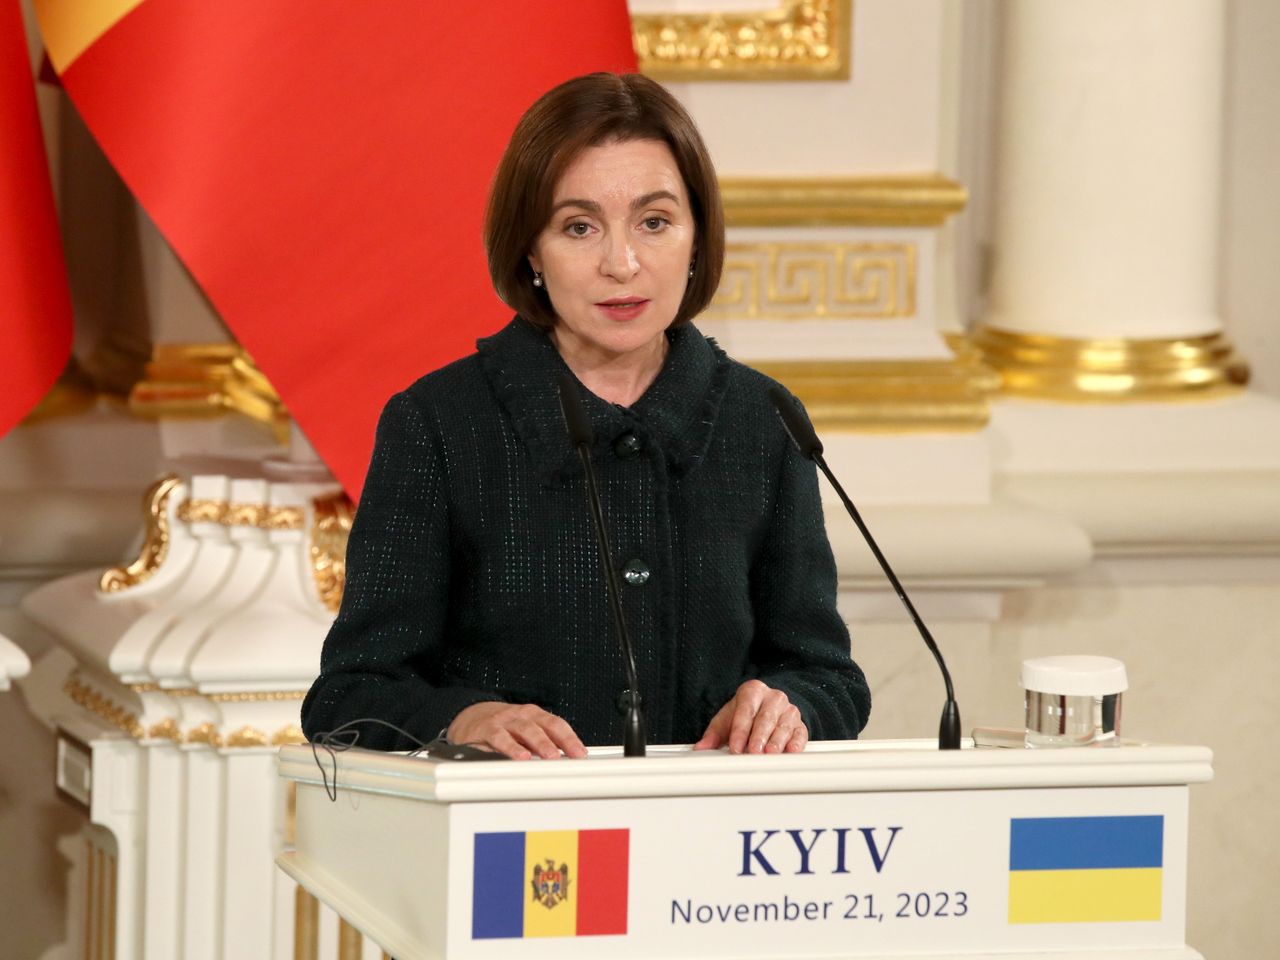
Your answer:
[557,373,595,448]
[767,386,823,459]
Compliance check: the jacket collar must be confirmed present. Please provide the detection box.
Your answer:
[476,316,730,485]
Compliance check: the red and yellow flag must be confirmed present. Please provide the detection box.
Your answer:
[0,0,73,438]
[36,0,636,497]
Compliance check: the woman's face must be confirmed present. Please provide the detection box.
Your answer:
[528,139,696,361]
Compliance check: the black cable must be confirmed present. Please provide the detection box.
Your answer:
[309,718,459,801]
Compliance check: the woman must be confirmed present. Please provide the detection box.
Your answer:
[301,73,870,759]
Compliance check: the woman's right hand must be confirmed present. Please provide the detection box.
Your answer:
[447,701,588,760]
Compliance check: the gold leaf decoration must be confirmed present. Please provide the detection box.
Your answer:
[634,0,851,81]
[310,491,354,614]
[99,475,182,593]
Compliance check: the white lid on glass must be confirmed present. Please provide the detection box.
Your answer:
[1021,656,1128,696]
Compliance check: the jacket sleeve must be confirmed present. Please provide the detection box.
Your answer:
[745,432,872,740]
[300,390,501,749]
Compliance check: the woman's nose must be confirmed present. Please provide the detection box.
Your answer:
[600,231,639,280]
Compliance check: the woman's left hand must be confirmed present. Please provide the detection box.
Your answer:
[692,679,808,754]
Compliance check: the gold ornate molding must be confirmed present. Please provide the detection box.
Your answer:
[176,498,305,530]
[64,677,306,745]
[177,498,227,524]
[65,675,144,738]
[972,327,1250,401]
[263,506,306,530]
[194,722,305,749]
[99,474,182,594]
[272,724,306,746]
[634,0,851,81]
[146,718,181,741]
[708,242,916,320]
[185,722,223,748]
[225,726,269,748]
[756,336,999,432]
[129,342,288,436]
[721,175,968,228]
[206,690,307,702]
[310,491,354,614]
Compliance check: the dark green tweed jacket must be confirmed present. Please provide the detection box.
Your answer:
[301,316,870,749]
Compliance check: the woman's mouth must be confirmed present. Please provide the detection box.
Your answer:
[596,297,650,319]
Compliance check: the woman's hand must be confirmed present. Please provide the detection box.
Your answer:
[693,680,808,754]
[447,701,588,760]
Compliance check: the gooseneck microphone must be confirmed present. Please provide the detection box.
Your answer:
[768,387,962,750]
[556,374,648,757]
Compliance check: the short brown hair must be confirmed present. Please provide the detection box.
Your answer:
[484,73,724,331]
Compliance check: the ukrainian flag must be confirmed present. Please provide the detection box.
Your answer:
[1008,815,1163,923]
[472,829,629,939]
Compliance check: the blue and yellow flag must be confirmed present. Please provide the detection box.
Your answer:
[1008,815,1163,923]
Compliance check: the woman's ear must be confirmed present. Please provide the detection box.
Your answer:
[527,251,543,275]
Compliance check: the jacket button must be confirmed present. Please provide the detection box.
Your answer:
[621,559,650,586]
[612,432,643,459]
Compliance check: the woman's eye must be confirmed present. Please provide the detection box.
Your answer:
[643,216,668,231]
[566,222,591,237]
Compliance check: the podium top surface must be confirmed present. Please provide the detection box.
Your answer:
[278,738,1213,804]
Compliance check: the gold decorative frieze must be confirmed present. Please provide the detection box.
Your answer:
[224,501,267,527]
[264,506,307,530]
[219,724,306,748]
[185,722,223,748]
[99,474,182,594]
[225,726,270,748]
[721,175,968,228]
[757,338,999,432]
[62,679,306,744]
[129,342,288,436]
[634,0,851,81]
[310,491,354,614]
[708,242,916,320]
[64,675,143,738]
[146,718,181,741]
[206,689,307,702]
[972,326,1250,402]
[177,498,305,530]
[177,497,227,524]
[273,724,307,746]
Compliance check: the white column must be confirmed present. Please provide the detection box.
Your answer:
[985,0,1224,340]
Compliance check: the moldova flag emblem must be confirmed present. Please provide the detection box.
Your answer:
[472,829,629,939]
[1008,815,1163,923]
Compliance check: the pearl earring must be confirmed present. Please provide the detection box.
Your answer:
[688,261,696,279]
[533,271,544,288]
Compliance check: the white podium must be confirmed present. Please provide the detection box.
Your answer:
[277,739,1212,960]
